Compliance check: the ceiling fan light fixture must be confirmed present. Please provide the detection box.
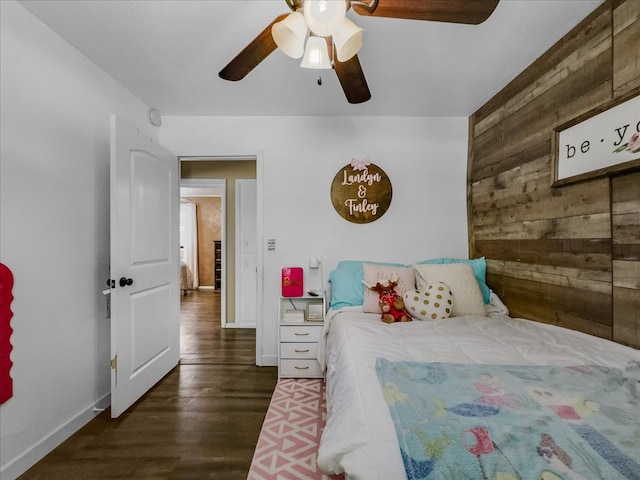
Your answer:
[303,0,347,37]
[301,36,332,69]
[272,11,308,58]
[333,17,363,62]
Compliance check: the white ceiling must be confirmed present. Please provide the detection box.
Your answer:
[19,0,603,117]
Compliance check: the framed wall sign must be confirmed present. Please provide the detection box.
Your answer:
[330,159,392,224]
[553,92,640,186]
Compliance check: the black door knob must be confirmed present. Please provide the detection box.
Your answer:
[119,277,133,287]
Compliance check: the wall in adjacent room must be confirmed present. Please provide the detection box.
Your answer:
[467,0,640,348]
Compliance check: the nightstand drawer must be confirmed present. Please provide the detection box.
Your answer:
[280,359,322,378]
[280,325,322,343]
[281,342,318,359]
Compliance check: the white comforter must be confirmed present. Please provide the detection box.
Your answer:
[316,305,640,480]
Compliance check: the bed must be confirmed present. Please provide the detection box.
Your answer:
[180,260,194,295]
[316,259,640,480]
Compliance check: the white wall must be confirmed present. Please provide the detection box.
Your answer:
[0,2,156,478]
[160,115,469,366]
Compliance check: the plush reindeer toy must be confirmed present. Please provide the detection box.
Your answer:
[363,275,411,323]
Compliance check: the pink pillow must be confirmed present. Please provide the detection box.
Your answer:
[362,263,415,314]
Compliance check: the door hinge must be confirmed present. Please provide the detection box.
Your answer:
[110,355,117,370]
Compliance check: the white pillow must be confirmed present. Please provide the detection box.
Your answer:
[413,263,485,317]
[404,282,453,320]
[362,263,415,314]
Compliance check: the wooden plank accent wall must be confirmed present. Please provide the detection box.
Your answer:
[613,0,640,95]
[467,0,640,348]
[612,171,640,346]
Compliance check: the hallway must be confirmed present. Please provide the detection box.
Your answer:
[19,290,277,480]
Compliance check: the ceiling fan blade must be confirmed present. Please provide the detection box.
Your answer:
[334,54,371,104]
[219,14,289,81]
[352,0,500,25]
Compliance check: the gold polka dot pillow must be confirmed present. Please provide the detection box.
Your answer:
[403,282,453,321]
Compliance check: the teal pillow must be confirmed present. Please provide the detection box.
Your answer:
[416,257,490,304]
[330,259,407,309]
[329,268,363,309]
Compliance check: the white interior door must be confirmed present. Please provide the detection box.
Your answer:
[110,116,180,418]
[236,179,257,328]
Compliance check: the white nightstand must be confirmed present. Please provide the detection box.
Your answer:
[278,296,326,379]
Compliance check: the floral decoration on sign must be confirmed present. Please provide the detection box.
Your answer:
[351,157,371,171]
[613,131,640,154]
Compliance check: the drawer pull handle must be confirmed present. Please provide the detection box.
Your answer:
[294,366,310,370]
[294,332,309,336]
[294,349,310,353]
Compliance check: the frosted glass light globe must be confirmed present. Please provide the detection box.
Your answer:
[272,12,308,58]
[303,0,346,37]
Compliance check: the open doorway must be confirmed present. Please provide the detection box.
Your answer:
[180,179,226,321]
[178,156,260,367]
[179,185,225,287]
[179,179,225,366]
[179,158,258,330]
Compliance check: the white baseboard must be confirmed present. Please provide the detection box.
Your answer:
[224,322,256,329]
[257,354,278,367]
[1,393,111,480]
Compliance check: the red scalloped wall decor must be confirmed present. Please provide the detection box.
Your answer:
[0,263,14,404]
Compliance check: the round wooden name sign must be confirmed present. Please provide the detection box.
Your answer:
[330,159,392,224]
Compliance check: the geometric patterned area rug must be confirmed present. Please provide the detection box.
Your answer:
[247,378,345,480]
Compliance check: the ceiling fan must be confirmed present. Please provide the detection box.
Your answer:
[219,0,500,104]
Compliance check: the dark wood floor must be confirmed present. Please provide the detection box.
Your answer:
[19,289,278,480]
